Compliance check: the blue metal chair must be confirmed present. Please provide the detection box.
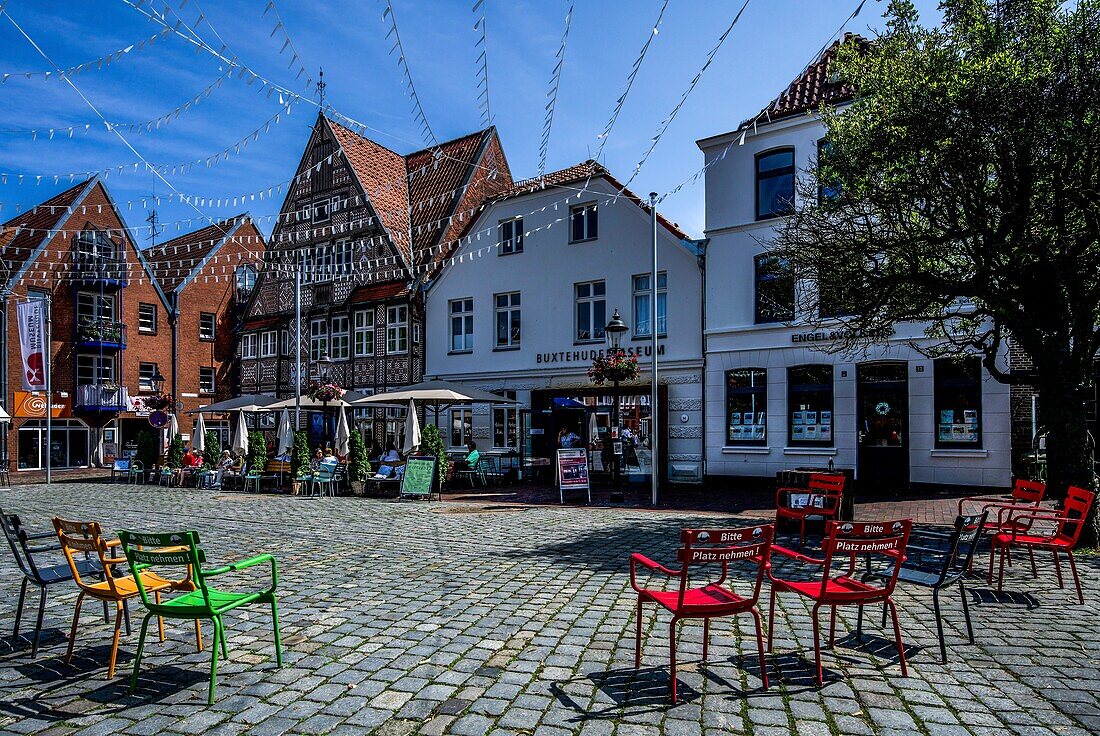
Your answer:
[310,463,337,497]
[858,511,988,663]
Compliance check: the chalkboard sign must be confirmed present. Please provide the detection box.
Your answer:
[400,455,437,499]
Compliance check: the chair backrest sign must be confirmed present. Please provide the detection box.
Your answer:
[400,456,436,498]
[556,448,591,504]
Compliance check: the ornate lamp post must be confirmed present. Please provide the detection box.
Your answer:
[315,349,334,449]
[151,367,166,394]
[604,309,629,503]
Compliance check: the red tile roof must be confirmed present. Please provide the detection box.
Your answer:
[347,280,409,304]
[1,179,91,282]
[739,34,866,131]
[144,214,250,292]
[406,130,485,254]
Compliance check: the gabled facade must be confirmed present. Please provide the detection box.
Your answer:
[697,37,1011,491]
[0,178,172,472]
[239,112,511,447]
[144,215,266,449]
[425,161,705,485]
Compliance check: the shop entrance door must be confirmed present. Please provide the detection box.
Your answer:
[857,362,909,492]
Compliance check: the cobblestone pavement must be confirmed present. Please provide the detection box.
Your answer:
[0,481,1096,736]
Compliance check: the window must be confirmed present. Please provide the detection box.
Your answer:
[450,298,473,352]
[632,272,667,337]
[241,333,258,359]
[575,280,606,342]
[18,419,89,470]
[570,203,598,242]
[499,217,524,254]
[387,305,408,354]
[495,292,521,348]
[756,147,795,220]
[138,302,157,333]
[331,315,350,360]
[354,310,374,356]
[310,319,328,361]
[450,408,473,448]
[261,330,277,358]
[726,369,767,445]
[76,354,115,385]
[492,392,518,449]
[235,264,257,295]
[413,322,421,345]
[27,288,49,301]
[199,367,215,395]
[788,365,834,446]
[280,329,291,356]
[313,198,331,224]
[199,313,216,341]
[934,357,982,447]
[817,138,841,203]
[313,245,333,282]
[76,292,115,321]
[334,239,353,276]
[139,362,158,391]
[754,254,794,324]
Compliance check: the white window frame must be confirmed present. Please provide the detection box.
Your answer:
[313,198,331,224]
[199,312,216,341]
[331,314,350,360]
[241,333,258,359]
[280,329,291,356]
[494,291,521,348]
[450,408,473,448]
[77,354,115,385]
[386,305,408,354]
[492,403,518,450]
[499,217,523,255]
[138,302,157,333]
[310,318,328,362]
[199,367,216,395]
[569,202,598,243]
[574,280,606,343]
[139,362,157,391]
[450,298,473,353]
[76,291,115,322]
[354,310,375,357]
[334,238,353,276]
[632,271,668,338]
[260,330,277,358]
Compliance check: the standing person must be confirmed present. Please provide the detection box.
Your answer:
[558,426,580,448]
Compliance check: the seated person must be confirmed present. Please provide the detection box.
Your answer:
[214,450,234,487]
[367,442,383,464]
[321,448,338,465]
[182,447,198,469]
[381,441,401,463]
[311,448,324,472]
[452,440,480,471]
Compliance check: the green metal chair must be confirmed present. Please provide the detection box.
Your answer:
[117,529,283,704]
[310,463,337,497]
[127,460,145,485]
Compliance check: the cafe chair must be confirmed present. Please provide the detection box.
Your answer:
[53,517,202,679]
[309,462,337,497]
[127,460,145,485]
[630,524,774,702]
[1,509,107,657]
[118,529,283,704]
[988,486,1094,604]
[768,519,912,685]
[859,512,987,663]
[775,473,846,550]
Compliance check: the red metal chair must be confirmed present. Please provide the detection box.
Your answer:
[775,473,846,550]
[959,478,1046,533]
[988,486,1094,604]
[630,524,774,703]
[768,519,912,685]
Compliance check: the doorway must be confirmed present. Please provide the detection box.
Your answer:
[857,362,909,492]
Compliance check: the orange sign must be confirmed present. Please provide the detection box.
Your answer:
[13,391,71,418]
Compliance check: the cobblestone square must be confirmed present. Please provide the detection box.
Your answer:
[0,482,1096,735]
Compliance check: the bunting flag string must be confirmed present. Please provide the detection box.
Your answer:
[471,0,492,127]
[380,0,438,148]
[261,0,313,92]
[621,0,752,191]
[538,2,573,178]
[0,27,172,83]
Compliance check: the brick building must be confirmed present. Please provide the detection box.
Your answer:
[239,112,511,447]
[141,214,266,450]
[0,178,172,473]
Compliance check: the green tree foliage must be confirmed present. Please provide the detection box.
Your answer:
[348,427,369,482]
[135,430,156,472]
[247,430,267,472]
[166,432,184,469]
[202,431,221,469]
[769,0,1100,544]
[421,423,448,491]
[291,430,311,477]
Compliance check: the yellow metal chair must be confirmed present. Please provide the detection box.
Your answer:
[53,517,202,678]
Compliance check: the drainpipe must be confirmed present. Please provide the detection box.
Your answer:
[171,292,179,412]
[697,238,708,483]
[1,298,7,471]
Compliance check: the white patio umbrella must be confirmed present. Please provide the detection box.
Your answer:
[276,408,294,457]
[334,408,351,457]
[231,409,249,456]
[588,411,599,444]
[193,412,206,454]
[166,413,179,452]
[402,398,421,455]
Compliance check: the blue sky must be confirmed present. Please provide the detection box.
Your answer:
[0,0,943,242]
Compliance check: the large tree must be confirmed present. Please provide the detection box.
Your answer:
[770,0,1100,543]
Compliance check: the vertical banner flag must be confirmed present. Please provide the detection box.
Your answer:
[17,299,47,391]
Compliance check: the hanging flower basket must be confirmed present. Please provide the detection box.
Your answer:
[143,392,173,411]
[308,381,346,402]
[588,349,639,385]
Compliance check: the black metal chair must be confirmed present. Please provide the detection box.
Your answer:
[0,508,109,656]
[858,511,988,663]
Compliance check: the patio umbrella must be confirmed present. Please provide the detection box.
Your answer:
[276,408,293,457]
[186,394,277,414]
[351,380,517,407]
[193,412,206,454]
[588,411,599,444]
[263,390,372,410]
[334,408,351,457]
[231,409,249,456]
[0,405,10,423]
[402,398,421,455]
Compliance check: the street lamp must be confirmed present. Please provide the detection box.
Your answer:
[315,349,334,450]
[605,309,629,503]
[151,367,166,394]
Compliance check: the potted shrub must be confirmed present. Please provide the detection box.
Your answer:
[348,428,368,496]
[290,430,310,494]
[247,430,267,474]
[135,430,156,483]
[166,432,184,470]
[421,423,448,495]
